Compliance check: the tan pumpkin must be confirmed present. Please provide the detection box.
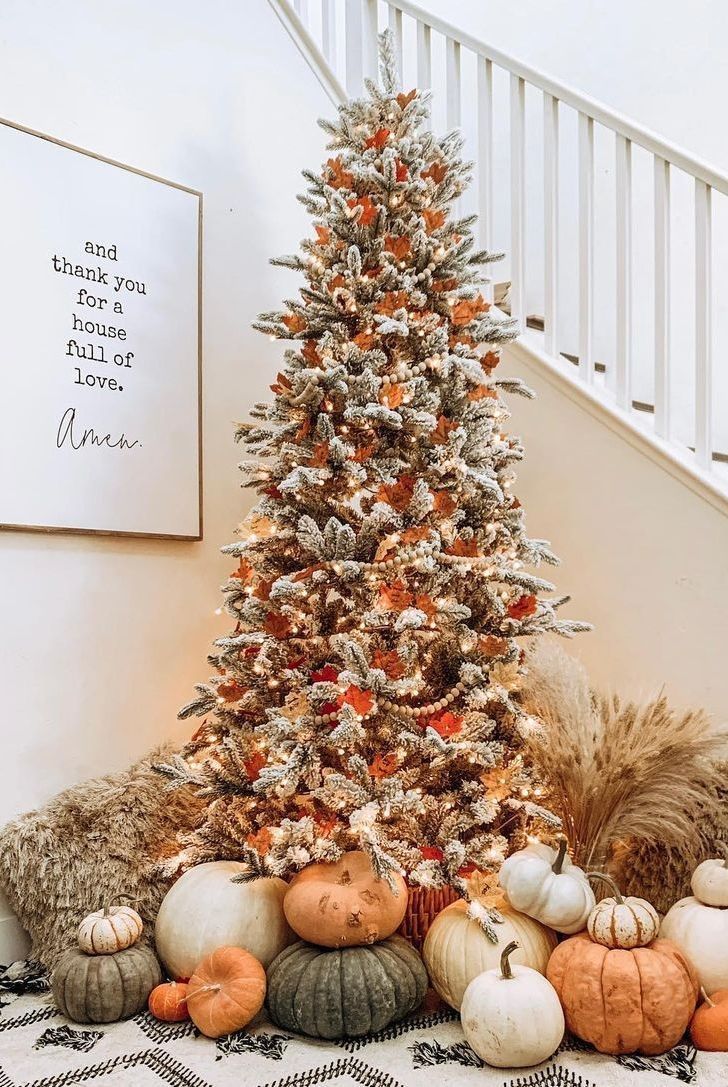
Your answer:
[422,893,558,1010]
[77,897,143,955]
[284,851,407,947]
[187,946,266,1039]
[586,873,660,949]
[547,932,698,1055]
[148,981,190,1022]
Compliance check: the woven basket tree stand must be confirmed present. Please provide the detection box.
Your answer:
[398,885,461,951]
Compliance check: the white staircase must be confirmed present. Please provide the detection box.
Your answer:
[271,0,728,514]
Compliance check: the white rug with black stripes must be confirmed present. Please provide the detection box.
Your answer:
[2,961,728,1087]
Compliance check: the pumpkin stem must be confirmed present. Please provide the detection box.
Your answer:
[500,940,520,980]
[552,837,569,875]
[103,893,138,917]
[586,872,623,904]
[700,986,716,1008]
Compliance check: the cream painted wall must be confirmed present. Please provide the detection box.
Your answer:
[502,348,728,720]
[0,0,330,954]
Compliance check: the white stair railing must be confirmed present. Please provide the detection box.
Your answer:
[275,0,728,507]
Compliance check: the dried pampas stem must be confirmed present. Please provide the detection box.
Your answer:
[520,640,728,877]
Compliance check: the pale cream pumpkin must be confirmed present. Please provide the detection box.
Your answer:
[77,899,143,955]
[422,893,558,1010]
[586,873,660,949]
[461,940,565,1068]
[155,861,294,980]
[661,895,728,993]
[499,838,594,934]
[283,851,407,948]
[691,849,728,907]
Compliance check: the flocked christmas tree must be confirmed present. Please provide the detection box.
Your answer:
[162,35,586,931]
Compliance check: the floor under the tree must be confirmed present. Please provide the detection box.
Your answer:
[2,979,728,1087]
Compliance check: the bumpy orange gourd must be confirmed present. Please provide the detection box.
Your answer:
[186,946,266,1038]
[284,851,407,947]
[547,932,698,1055]
[690,988,728,1051]
[148,981,190,1022]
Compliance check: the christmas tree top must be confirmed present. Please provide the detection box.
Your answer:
[162,34,587,922]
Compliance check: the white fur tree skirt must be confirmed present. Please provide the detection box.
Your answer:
[2,964,728,1087]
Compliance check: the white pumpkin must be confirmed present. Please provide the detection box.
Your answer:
[586,873,660,949]
[691,853,728,907]
[78,901,143,955]
[498,838,595,934]
[422,894,557,1010]
[661,896,728,993]
[154,861,295,980]
[461,940,565,1068]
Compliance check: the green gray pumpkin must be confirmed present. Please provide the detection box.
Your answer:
[266,935,428,1038]
[52,945,162,1023]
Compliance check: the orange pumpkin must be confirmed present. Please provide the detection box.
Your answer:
[186,946,266,1039]
[284,851,407,947]
[690,988,728,1051]
[148,980,190,1022]
[547,932,698,1055]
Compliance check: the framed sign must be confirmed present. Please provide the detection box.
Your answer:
[0,118,202,540]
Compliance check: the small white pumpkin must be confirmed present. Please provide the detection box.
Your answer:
[691,847,728,907]
[461,940,565,1068]
[586,873,659,949]
[422,893,558,1010]
[662,895,728,993]
[498,837,595,934]
[77,898,143,955]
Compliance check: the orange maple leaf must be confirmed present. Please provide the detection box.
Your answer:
[482,350,501,373]
[295,415,312,441]
[282,313,307,334]
[231,558,254,583]
[380,383,405,408]
[327,157,354,189]
[253,578,273,602]
[421,161,448,184]
[422,208,446,232]
[354,330,376,350]
[468,385,498,402]
[246,825,272,853]
[431,415,458,445]
[377,474,415,512]
[433,276,458,293]
[365,128,390,150]
[348,195,378,226]
[343,685,375,716]
[379,579,414,611]
[384,234,411,261]
[301,340,320,365]
[432,490,457,516]
[429,711,463,738]
[350,442,377,463]
[314,224,331,245]
[313,811,339,836]
[395,158,409,182]
[416,594,437,620]
[328,274,347,291]
[270,371,292,395]
[375,290,409,316]
[369,752,399,778]
[397,89,417,109]
[401,525,429,544]
[372,648,405,680]
[218,679,247,702]
[480,635,509,657]
[309,441,329,468]
[446,536,479,558]
[451,295,489,326]
[264,612,292,639]
[507,594,538,620]
[244,751,267,782]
